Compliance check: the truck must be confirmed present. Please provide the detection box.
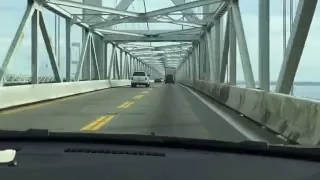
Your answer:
[165,67,176,76]
[165,67,176,84]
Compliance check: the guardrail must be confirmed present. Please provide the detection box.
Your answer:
[0,80,130,110]
[180,80,320,145]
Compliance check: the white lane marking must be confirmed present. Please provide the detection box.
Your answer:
[180,84,265,142]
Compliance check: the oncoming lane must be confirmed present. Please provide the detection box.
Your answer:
[0,86,142,132]
[0,83,287,144]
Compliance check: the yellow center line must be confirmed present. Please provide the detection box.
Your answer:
[91,115,114,130]
[117,101,130,108]
[141,91,149,94]
[133,95,144,100]
[122,102,134,108]
[117,101,134,109]
[80,115,115,131]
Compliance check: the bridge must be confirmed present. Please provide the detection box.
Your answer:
[0,0,318,145]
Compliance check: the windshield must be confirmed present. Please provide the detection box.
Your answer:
[133,72,146,76]
[0,0,319,151]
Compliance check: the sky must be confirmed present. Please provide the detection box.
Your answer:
[0,0,319,82]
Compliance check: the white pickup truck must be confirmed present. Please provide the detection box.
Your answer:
[131,71,150,88]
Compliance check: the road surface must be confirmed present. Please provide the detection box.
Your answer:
[0,83,286,144]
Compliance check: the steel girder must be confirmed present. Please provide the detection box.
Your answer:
[1,0,230,84]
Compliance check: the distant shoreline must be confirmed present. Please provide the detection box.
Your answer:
[237,81,320,86]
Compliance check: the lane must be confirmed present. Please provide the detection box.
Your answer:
[99,83,248,141]
[179,84,288,144]
[0,82,287,144]
[0,86,148,132]
[97,83,287,143]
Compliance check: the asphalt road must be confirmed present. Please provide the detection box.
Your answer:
[0,83,287,144]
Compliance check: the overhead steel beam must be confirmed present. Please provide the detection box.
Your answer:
[128,43,191,52]
[156,27,201,36]
[145,0,221,18]
[105,0,135,21]
[120,43,155,48]
[141,57,183,60]
[92,16,203,29]
[92,17,150,28]
[135,54,187,58]
[170,0,200,22]
[134,53,187,57]
[43,2,129,56]
[96,28,145,37]
[104,35,199,42]
[157,18,203,27]
[92,0,222,28]
[97,16,204,26]
[139,59,183,63]
[96,29,200,36]
[45,0,139,17]
[136,54,187,58]
[91,16,138,28]
[101,29,198,34]
[133,50,188,55]
[200,2,229,36]
[143,62,163,64]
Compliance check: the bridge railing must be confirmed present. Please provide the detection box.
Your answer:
[178,79,320,145]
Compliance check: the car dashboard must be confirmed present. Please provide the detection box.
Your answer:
[0,140,320,180]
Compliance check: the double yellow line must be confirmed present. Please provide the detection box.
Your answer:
[117,101,134,109]
[80,90,150,131]
[133,95,144,100]
[80,115,115,131]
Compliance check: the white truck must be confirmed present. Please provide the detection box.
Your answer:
[131,71,150,88]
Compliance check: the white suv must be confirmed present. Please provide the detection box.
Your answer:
[131,71,150,88]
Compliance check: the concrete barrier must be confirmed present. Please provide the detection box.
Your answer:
[0,80,130,110]
[180,80,320,145]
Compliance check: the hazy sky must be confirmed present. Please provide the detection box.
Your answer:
[0,0,319,81]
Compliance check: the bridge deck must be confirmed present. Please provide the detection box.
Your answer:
[0,83,286,144]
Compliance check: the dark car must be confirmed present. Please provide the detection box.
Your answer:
[165,74,174,84]
[155,78,161,83]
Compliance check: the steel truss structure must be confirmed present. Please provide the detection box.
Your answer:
[0,0,317,95]
[176,0,316,94]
